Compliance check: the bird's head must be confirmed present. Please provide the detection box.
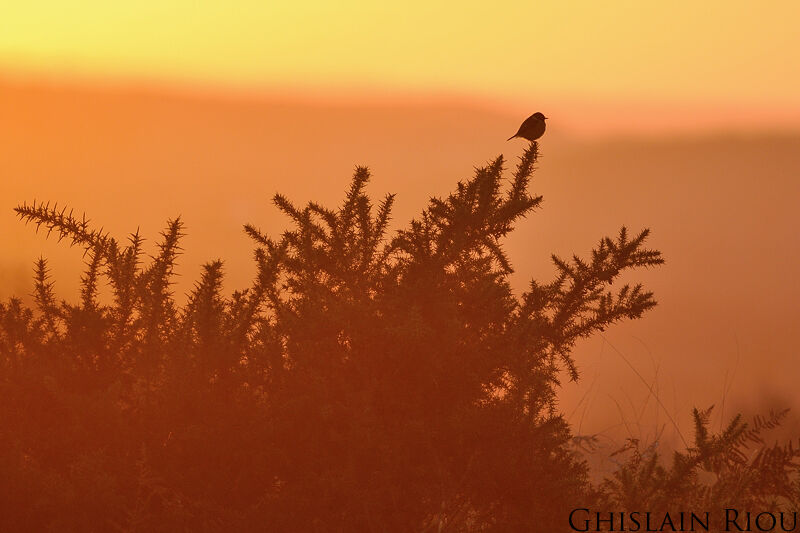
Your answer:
[533,112,547,121]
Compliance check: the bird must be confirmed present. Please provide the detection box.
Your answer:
[507,112,547,141]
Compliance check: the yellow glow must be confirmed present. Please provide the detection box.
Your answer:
[1,1,799,106]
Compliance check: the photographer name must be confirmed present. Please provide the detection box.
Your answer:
[569,508,798,531]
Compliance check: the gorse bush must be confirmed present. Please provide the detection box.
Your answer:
[0,143,796,531]
[598,408,800,531]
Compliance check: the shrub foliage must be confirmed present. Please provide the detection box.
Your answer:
[1,143,796,531]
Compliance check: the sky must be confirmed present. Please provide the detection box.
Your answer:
[2,1,800,134]
[1,0,799,452]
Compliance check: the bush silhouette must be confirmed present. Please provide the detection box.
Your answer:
[3,142,795,531]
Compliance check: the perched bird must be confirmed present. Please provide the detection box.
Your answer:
[507,112,547,141]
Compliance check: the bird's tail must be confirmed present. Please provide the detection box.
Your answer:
[506,135,516,141]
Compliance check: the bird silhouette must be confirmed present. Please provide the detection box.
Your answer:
[507,112,547,141]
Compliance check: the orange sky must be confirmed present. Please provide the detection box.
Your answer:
[2,1,800,456]
[2,1,800,134]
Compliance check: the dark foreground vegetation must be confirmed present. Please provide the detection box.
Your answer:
[1,143,798,531]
